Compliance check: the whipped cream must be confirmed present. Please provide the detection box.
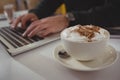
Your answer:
[61,25,108,42]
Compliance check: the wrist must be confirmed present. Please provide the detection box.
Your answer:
[65,12,75,22]
[62,15,69,27]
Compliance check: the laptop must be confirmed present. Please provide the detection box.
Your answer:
[0,26,60,56]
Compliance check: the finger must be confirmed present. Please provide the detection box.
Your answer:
[27,25,46,37]
[22,22,40,37]
[21,15,38,28]
[30,20,41,25]
[21,16,30,28]
[40,29,52,37]
[10,15,23,29]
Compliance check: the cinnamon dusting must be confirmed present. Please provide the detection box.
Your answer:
[73,25,100,42]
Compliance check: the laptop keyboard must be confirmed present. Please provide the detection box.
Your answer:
[0,27,60,56]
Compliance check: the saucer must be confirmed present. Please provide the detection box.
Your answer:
[53,45,118,71]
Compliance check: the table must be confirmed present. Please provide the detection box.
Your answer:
[0,11,120,80]
[0,10,45,80]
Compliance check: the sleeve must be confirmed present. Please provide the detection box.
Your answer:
[29,0,64,18]
[70,0,120,27]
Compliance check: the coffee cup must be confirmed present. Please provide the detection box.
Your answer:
[60,25,110,61]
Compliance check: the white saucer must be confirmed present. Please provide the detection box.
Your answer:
[53,45,118,71]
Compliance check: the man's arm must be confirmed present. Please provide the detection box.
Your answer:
[29,0,64,19]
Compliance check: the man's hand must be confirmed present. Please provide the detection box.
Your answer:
[22,15,69,37]
[10,13,38,29]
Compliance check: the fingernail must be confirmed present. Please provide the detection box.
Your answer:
[22,33,26,37]
[11,25,15,28]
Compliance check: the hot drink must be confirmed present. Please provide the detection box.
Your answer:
[61,25,110,61]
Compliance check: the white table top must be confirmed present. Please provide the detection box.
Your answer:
[0,11,120,80]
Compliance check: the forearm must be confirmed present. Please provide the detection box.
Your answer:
[29,0,64,19]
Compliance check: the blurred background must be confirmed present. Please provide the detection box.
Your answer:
[0,0,66,14]
[0,0,41,13]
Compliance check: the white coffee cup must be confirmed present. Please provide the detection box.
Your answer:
[60,25,110,61]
